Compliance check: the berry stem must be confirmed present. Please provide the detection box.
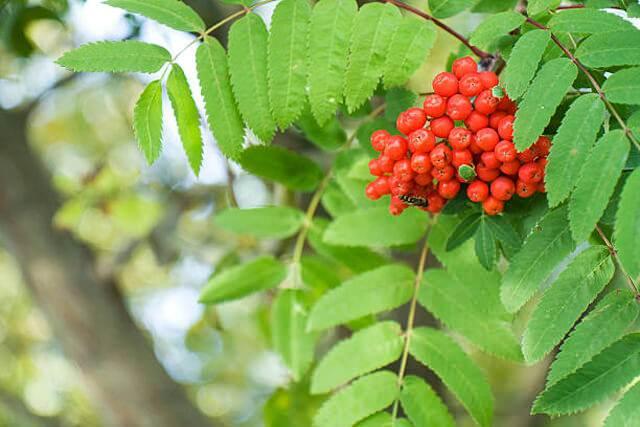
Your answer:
[391,219,434,424]
[382,0,492,59]
[595,225,640,296]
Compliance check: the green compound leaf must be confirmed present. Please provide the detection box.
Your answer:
[547,289,639,386]
[533,333,640,415]
[501,29,550,100]
[307,0,357,125]
[238,145,324,191]
[527,0,560,16]
[475,216,497,270]
[486,215,522,259]
[307,264,414,331]
[545,94,606,207]
[445,212,481,251]
[513,58,578,151]
[383,17,436,87]
[166,64,203,176]
[615,168,640,280]
[576,31,640,68]
[354,412,412,427]
[569,130,629,242]
[272,289,316,381]
[105,0,204,32]
[56,41,170,73]
[401,376,455,427]
[323,207,429,247]
[313,371,398,427]
[214,206,304,239]
[603,381,640,427]
[199,256,287,304]
[522,246,614,364]
[429,0,477,18]
[133,80,163,165]
[602,67,640,105]
[268,0,312,129]
[344,3,401,112]
[311,321,403,394]
[548,8,635,34]
[420,269,523,361]
[196,37,245,160]
[410,327,494,427]
[228,13,275,142]
[296,108,347,152]
[470,11,525,50]
[500,206,576,313]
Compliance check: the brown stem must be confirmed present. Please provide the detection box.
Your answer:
[382,0,492,59]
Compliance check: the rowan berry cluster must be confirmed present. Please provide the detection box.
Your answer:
[365,56,549,216]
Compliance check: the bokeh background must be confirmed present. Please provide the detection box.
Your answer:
[0,1,631,426]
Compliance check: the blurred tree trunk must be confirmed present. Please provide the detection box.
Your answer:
[0,108,215,427]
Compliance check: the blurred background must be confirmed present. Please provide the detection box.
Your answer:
[0,0,625,426]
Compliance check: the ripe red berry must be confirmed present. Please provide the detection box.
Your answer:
[432,72,459,97]
[414,173,432,186]
[489,111,507,129]
[494,140,517,162]
[389,195,407,216]
[459,73,483,97]
[366,182,380,200]
[408,128,436,153]
[538,181,546,193]
[491,176,515,201]
[467,180,489,203]
[476,128,500,151]
[479,71,499,89]
[475,90,500,115]
[423,94,447,118]
[371,129,390,152]
[410,152,432,174]
[517,148,537,163]
[430,116,454,138]
[373,176,390,195]
[369,158,382,176]
[477,163,500,182]
[483,196,504,215]
[497,96,517,114]
[497,115,515,140]
[537,157,548,173]
[518,162,543,183]
[451,56,477,79]
[516,179,536,198]
[393,158,415,182]
[464,111,489,132]
[389,176,413,196]
[449,127,473,150]
[535,136,551,156]
[438,179,461,199]
[397,107,427,135]
[446,94,473,120]
[385,136,408,160]
[500,159,521,176]
[426,192,445,213]
[378,154,394,173]
[430,144,452,169]
[469,135,483,154]
[451,149,473,168]
[480,151,502,169]
[432,165,455,182]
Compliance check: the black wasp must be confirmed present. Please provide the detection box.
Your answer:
[399,194,429,208]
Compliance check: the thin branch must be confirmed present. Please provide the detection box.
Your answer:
[595,225,639,296]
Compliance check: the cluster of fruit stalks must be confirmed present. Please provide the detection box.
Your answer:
[365,56,550,216]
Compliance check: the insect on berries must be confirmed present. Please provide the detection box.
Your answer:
[364,56,551,216]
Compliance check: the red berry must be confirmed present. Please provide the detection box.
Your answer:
[464,111,489,132]
[389,196,407,216]
[426,192,445,213]
[459,73,483,97]
[480,151,501,169]
[430,116,454,138]
[370,130,390,152]
[414,173,432,186]
[446,94,473,120]
[517,148,537,163]
[373,176,390,195]
[365,182,380,200]
[497,115,515,140]
[538,181,546,193]
[385,136,408,160]
[438,179,461,199]
[535,136,551,156]
[432,165,455,182]
[537,157,548,173]
[494,140,517,162]
[452,56,477,79]
[483,196,504,215]
[477,163,500,182]
[430,144,452,169]
[397,107,427,135]
[467,180,489,203]
[491,176,515,201]
[497,96,517,114]
[389,176,413,196]
[408,128,436,153]
[368,158,382,176]
[475,90,499,115]
[410,152,433,174]
[479,71,499,89]
[469,134,483,154]
[518,162,543,183]
[393,158,415,182]
[432,72,459,97]
[449,127,473,150]
[475,128,500,152]
[451,149,473,168]
[489,111,507,129]
[500,159,521,176]
[516,179,536,198]
[423,94,447,118]
[378,154,394,173]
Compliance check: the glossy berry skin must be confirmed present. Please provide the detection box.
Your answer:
[426,192,445,213]
[365,183,380,200]
[432,72,459,97]
[389,196,407,216]
[477,163,500,182]
[464,111,489,132]
[537,157,548,174]
[500,160,521,176]
[430,144,452,169]
[430,116,454,138]
[423,94,447,118]
[489,111,507,129]
[459,73,483,97]
[535,136,551,156]
[518,162,543,183]
[475,90,499,115]
[373,176,390,195]
[476,128,500,152]
[467,180,489,202]
[497,96,517,114]
[410,152,432,174]
[369,158,382,176]
[483,196,504,215]
[479,71,499,89]
[371,129,390,152]
[408,128,436,153]
[452,56,477,79]
[389,176,413,196]
[469,135,483,155]
[451,149,473,168]
[378,154,394,173]
[393,158,415,182]
[517,148,537,163]
[491,176,515,201]
[480,151,501,169]
[432,165,455,182]
[385,136,408,160]
[414,173,432,186]
[449,127,472,150]
[438,179,461,199]
[516,179,536,198]
[497,115,515,140]
[397,108,427,135]
[446,94,473,120]
[494,140,517,162]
